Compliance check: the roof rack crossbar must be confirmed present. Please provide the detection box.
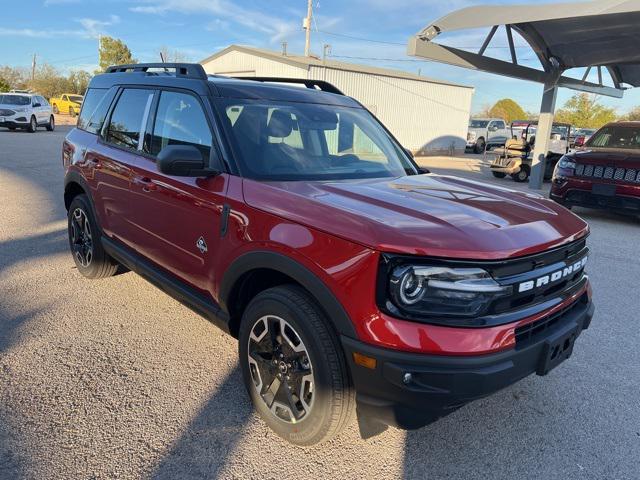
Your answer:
[233,76,344,95]
[105,63,208,80]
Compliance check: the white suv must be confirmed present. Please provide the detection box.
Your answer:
[0,93,55,132]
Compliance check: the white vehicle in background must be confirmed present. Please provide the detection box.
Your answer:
[0,93,55,132]
[466,118,510,153]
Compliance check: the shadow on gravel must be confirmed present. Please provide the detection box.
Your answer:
[0,228,68,276]
[152,365,253,480]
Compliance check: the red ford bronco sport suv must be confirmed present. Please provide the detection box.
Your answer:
[63,64,594,446]
[551,121,640,214]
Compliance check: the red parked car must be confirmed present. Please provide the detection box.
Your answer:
[551,121,640,213]
[63,63,594,445]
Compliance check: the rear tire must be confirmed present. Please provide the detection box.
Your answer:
[46,115,55,131]
[67,194,118,279]
[239,285,355,446]
[492,171,506,178]
[69,106,77,117]
[53,104,59,114]
[512,165,530,182]
[27,116,37,133]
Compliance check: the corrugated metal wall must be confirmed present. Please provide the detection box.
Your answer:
[202,50,474,155]
[202,50,306,79]
[310,66,473,155]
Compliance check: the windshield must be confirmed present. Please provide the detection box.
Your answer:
[69,95,84,103]
[586,126,640,150]
[218,99,416,181]
[469,120,489,128]
[0,95,30,106]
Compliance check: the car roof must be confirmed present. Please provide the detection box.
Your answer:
[88,70,361,108]
[603,121,640,127]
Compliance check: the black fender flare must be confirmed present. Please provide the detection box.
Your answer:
[220,251,358,338]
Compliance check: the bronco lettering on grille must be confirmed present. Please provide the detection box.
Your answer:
[518,257,588,293]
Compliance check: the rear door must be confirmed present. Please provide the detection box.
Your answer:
[93,87,156,241]
[123,88,228,295]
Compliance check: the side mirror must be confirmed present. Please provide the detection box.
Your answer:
[157,145,217,177]
[489,125,498,132]
[33,103,42,108]
[404,147,414,159]
[417,167,431,174]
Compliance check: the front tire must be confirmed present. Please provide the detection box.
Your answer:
[46,115,55,131]
[27,116,37,133]
[474,137,486,154]
[53,104,59,114]
[239,286,355,446]
[69,106,77,117]
[512,165,530,182]
[67,195,118,279]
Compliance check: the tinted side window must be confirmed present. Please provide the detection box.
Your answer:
[78,88,107,131]
[106,89,154,150]
[85,88,117,135]
[149,91,212,158]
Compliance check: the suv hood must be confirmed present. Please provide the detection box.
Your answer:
[573,148,640,168]
[243,174,588,259]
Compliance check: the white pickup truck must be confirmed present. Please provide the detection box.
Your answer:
[466,118,510,153]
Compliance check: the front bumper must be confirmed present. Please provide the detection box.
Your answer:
[0,117,28,128]
[342,296,594,430]
[551,188,640,213]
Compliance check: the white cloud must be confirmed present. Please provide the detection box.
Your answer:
[0,14,119,39]
[129,0,306,43]
[44,0,81,5]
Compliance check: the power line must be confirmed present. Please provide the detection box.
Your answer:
[317,29,531,50]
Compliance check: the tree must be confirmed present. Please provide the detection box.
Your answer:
[621,106,640,121]
[158,46,190,63]
[28,64,66,99]
[554,93,617,128]
[99,36,136,72]
[0,77,9,93]
[488,98,527,123]
[67,70,92,95]
[0,66,28,90]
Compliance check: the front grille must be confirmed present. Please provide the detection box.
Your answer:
[576,163,640,183]
[0,109,15,116]
[515,293,588,346]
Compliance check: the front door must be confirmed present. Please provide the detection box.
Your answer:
[125,89,227,296]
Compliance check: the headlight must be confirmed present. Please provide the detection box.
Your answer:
[557,155,576,170]
[388,265,511,318]
[14,107,27,113]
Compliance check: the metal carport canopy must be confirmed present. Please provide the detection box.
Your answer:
[407,0,640,189]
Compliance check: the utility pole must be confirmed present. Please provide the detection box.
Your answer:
[31,53,36,81]
[303,0,313,56]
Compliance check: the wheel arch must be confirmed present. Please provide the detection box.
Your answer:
[220,251,357,340]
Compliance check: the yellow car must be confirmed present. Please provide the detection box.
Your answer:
[50,93,83,117]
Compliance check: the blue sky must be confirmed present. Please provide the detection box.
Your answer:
[2,0,639,115]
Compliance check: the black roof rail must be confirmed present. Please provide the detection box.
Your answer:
[233,77,344,95]
[105,63,208,80]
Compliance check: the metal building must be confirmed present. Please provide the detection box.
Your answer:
[200,45,474,156]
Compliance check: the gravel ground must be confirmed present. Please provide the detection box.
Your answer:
[1,127,638,479]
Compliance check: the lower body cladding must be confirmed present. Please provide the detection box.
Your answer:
[342,296,594,433]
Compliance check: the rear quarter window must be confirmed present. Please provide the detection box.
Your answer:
[78,88,108,132]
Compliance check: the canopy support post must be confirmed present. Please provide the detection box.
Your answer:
[529,82,559,190]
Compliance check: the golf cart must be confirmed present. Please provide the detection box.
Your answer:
[490,121,572,182]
